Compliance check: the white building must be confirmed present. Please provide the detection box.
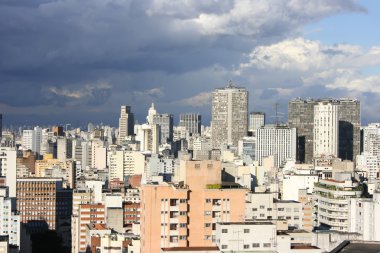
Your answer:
[216,222,277,252]
[363,123,380,160]
[356,153,379,182]
[21,130,33,151]
[283,174,319,201]
[0,187,20,247]
[313,102,339,157]
[249,112,265,132]
[314,175,362,232]
[349,191,380,241]
[108,150,145,181]
[0,147,17,198]
[255,125,296,167]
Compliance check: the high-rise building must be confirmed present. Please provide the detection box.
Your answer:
[313,102,339,157]
[179,113,201,135]
[16,178,72,233]
[152,113,174,144]
[0,186,20,247]
[255,125,296,167]
[147,103,158,125]
[140,160,247,253]
[211,81,248,149]
[22,130,34,151]
[0,147,17,198]
[117,105,134,145]
[362,123,380,161]
[288,98,360,163]
[249,112,265,132]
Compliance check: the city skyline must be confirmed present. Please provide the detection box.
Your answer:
[1,0,380,126]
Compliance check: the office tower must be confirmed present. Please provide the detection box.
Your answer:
[16,178,72,233]
[117,105,134,145]
[255,125,296,167]
[152,113,174,144]
[140,160,247,253]
[313,102,339,157]
[288,98,360,163]
[363,123,380,161]
[179,113,201,135]
[0,147,17,198]
[211,82,248,149]
[356,153,378,182]
[147,102,158,125]
[40,128,50,155]
[22,130,34,151]
[249,112,265,132]
[57,137,68,163]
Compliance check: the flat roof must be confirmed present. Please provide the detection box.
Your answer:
[219,221,274,225]
[161,247,219,252]
[332,241,380,253]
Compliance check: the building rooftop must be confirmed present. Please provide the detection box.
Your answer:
[331,240,380,253]
[219,221,274,226]
[161,247,219,252]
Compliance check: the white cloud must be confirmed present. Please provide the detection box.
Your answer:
[177,92,212,107]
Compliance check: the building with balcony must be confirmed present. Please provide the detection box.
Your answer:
[140,160,247,253]
[314,175,362,232]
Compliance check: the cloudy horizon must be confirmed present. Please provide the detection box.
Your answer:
[1,0,379,127]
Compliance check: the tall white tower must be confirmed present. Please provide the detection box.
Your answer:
[313,102,339,157]
[117,105,134,145]
[211,81,248,149]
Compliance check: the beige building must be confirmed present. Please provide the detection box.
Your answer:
[141,160,247,253]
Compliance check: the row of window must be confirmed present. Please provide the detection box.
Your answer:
[221,243,272,249]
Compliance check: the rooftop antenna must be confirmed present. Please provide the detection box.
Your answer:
[228,80,233,88]
[271,102,284,125]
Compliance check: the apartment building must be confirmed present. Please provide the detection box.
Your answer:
[140,160,247,253]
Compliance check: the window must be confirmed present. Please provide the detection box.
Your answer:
[205,199,211,203]
[204,235,211,240]
[244,244,249,249]
[221,245,227,249]
[260,205,265,209]
[222,229,228,233]
[179,236,186,240]
[180,199,186,203]
[180,211,186,216]
[252,208,257,211]
[294,216,299,220]
[263,243,271,248]
[205,211,211,216]
[205,223,211,228]
[260,214,265,217]
[179,223,186,228]
[244,229,250,233]
[278,208,284,211]
[195,164,200,168]
[252,243,260,248]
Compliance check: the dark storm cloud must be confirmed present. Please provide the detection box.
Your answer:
[0,0,367,125]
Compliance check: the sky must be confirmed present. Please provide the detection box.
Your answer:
[0,0,379,127]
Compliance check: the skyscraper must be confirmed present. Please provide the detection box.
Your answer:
[249,112,265,132]
[288,98,360,163]
[255,125,296,167]
[211,81,248,149]
[117,105,134,145]
[152,113,173,144]
[179,113,201,135]
[313,102,339,157]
